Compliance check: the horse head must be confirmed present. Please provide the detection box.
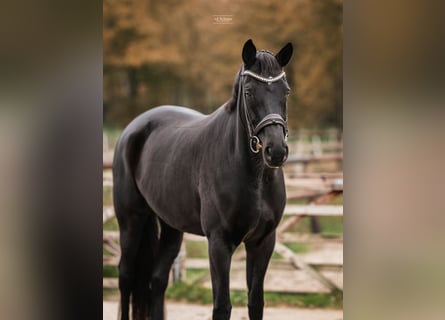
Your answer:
[240,39,293,168]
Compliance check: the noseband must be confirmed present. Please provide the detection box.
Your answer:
[237,66,288,153]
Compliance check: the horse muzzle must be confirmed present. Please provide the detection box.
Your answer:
[263,142,288,168]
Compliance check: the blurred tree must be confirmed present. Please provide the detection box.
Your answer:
[103,0,342,130]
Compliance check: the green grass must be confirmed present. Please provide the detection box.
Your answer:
[104,217,119,231]
[282,216,343,237]
[185,268,209,284]
[185,241,309,260]
[103,247,114,256]
[328,194,343,205]
[272,242,309,259]
[284,242,309,254]
[103,288,119,300]
[166,282,213,304]
[271,251,283,259]
[287,198,311,205]
[166,282,342,308]
[103,265,119,278]
[103,185,113,206]
[319,217,343,237]
[263,290,343,308]
[105,278,343,309]
[185,241,208,258]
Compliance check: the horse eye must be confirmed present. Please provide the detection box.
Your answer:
[244,91,251,97]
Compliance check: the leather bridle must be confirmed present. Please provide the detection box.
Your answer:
[237,65,289,153]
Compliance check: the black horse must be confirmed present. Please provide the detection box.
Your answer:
[113,39,293,320]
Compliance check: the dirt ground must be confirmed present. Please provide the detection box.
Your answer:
[103,301,343,320]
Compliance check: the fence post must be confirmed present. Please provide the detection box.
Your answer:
[171,242,186,283]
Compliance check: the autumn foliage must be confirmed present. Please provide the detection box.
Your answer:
[104,0,342,130]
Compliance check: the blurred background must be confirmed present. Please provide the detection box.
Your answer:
[102,1,344,319]
[103,0,342,131]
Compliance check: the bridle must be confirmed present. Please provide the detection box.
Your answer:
[237,63,289,154]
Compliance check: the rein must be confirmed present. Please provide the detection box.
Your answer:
[237,66,288,153]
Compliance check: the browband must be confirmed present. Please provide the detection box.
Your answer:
[242,70,286,85]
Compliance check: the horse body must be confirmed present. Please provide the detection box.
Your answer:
[129,105,208,235]
[114,39,293,320]
[118,104,285,240]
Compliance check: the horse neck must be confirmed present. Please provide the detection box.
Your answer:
[223,102,265,178]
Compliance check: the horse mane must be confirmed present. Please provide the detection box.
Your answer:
[225,51,282,112]
[224,69,241,112]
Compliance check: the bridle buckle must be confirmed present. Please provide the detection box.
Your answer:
[249,136,262,153]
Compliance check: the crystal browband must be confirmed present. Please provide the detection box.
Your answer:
[242,70,286,84]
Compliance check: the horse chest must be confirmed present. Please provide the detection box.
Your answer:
[200,164,285,241]
[217,187,278,242]
[241,199,278,242]
[241,177,286,241]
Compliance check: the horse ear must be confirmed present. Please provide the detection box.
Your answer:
[275,42,293,67]
[242,39,257,69]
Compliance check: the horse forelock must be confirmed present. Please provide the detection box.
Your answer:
[254,51,282,76]
[225,51,281,113]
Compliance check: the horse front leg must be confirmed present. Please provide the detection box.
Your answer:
[208,232,236,320]
[245,231,276,320]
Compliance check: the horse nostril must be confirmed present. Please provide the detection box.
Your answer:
[282,151,288,162]
[281,146,289,162]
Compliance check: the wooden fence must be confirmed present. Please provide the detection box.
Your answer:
[104,159,343,293]
[104,202,343,292]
